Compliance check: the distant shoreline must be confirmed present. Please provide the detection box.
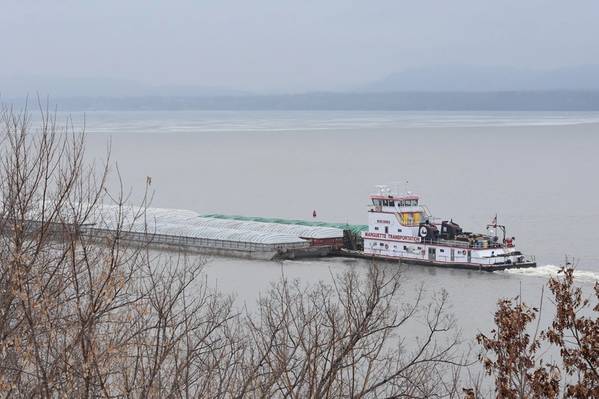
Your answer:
[5,91,599,111]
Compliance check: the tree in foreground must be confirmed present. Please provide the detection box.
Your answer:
[475,263,598,398]
[238,267,463,398]
[0,104,464,398]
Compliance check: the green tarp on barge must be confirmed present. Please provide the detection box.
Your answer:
[202,214,368,235]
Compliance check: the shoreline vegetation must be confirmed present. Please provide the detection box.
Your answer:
[0,105,597,397]
[5,91,599,112]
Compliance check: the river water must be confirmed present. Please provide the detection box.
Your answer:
[76,110,599,339]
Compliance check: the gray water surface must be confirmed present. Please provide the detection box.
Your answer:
[79,110,599,337]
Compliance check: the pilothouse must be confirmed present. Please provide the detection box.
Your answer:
[361,185,536,271]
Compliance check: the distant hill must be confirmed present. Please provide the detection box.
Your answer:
[0,75,248,98]
[364,65,599,92]
[4,67,599,111]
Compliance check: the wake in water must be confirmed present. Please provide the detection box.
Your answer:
[504,265,599,283]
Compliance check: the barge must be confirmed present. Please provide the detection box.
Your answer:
[26,194,535,271]
[358,186,536,271]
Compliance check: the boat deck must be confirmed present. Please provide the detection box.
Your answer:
[338,249,537,272]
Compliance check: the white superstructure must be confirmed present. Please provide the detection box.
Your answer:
[361,186,535,270]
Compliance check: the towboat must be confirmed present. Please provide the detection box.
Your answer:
[359,186,536,271]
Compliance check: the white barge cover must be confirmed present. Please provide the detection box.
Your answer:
[82,205,343,246]
[87,205,309,245]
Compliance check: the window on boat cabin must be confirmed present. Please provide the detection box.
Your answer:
[374,226,379,231]
[379,243,384,246]
[388,200,395,206]
[383,200,388,206]
[403,245,408,250]
[440,249,444,253]
[397,228,402,232]
[372,199,382,206]
[384,226,389,234]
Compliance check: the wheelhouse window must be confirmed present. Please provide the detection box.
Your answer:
[388,200,395,206]
[401,199,417,206]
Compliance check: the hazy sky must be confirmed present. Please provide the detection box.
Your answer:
[1,1,598,92]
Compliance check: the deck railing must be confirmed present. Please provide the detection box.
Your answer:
[422,238,507,249]
[79,227,311,252]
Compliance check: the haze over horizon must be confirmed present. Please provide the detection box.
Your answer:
[2,1,599,97]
